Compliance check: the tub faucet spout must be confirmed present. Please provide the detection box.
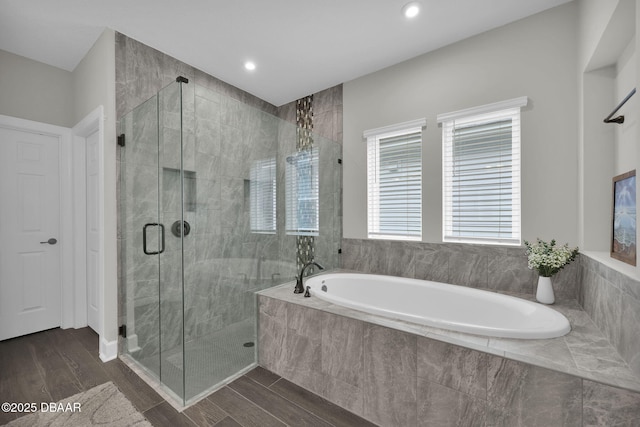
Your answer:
[294,261,324,294]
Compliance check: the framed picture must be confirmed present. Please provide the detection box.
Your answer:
[611,170,636,266]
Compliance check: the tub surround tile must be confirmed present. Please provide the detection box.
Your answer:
[259,286,640,426]
[257,299,287,374]
[414,250,449,283]
[342,238,580,299]
[552,262,581,300]
[417,380,486,427]
[591,280,623,350]
[417,338,487,399]
[579,254,640,380]
[619,296,640,376]
[363,325,417,427]
[448,252,488,289]
[583,380,640,427]
[487,336,575,371]
[364,324,417,379]
[487,255,535,294]
[258,277,640,393]
[422,329,491,354]
[487,356,582,427]
[323,375,364,417]
[282,331,325,396]
[320,313,363,388]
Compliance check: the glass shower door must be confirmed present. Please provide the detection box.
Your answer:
[120,92,162,382]
[120,80,186,403]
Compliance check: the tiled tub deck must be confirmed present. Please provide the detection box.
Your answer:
[257,277,640,427]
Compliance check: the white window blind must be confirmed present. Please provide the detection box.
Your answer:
[439,97,527,245]
[365,119,424,241]
[250,157,276,234]
[285,148,319,236]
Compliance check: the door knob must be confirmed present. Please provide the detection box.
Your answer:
[40,238,57,245]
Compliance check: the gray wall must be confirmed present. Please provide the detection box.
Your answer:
[0,49,74,127]
[342,2,579,246]
[72,29,119,345]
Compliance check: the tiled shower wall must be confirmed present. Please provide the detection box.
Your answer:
[116,33,343,357]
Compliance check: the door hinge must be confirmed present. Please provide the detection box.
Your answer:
[117,134,125,147]
[338,158,342,164]
[338,248,342,254]
[119,325,127,338]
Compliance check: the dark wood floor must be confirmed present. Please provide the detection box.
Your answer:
[0,327,375,427]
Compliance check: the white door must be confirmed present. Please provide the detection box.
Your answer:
[86,130,100,332]
[0,127,61,340]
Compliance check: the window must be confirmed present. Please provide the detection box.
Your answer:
[250,157,276,234]
[364,119,425,241]
[286,148,319,236]
[438,97,527,245]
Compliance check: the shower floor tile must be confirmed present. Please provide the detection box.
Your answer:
[136,318,256,402]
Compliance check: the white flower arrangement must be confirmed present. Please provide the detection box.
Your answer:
[524,238,579,278]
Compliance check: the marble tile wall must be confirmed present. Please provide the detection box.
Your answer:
[341,238,580,299]
[116,32,343,365]
[579,255,640,379]
[258,294,640,427]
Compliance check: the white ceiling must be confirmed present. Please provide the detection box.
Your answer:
[0,0,571,106]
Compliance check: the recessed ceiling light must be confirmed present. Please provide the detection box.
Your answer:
[244,61,256,71]
[402,1,421,18]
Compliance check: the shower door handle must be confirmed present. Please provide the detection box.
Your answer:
[143,223,165,255]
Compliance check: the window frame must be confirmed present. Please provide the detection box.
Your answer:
[364,118,426,241]
[438,97,528,246]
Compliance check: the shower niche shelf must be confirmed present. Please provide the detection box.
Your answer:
[162,167,196,212]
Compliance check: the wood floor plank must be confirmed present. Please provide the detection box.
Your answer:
[207,386,286,427]
[49,328,110,390]
[69,327,101,361]
[0,334,52,403]
[143,401,197,427]
[28,329,83,401]
[101,358,164,413]
[183,395,228,426]
[244,366,281,387]
[1,328,376,427]
[214,416,243,426]
[269,377,377,427]
[228,376,333,427]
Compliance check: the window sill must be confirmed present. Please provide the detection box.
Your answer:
[581,250,640,281]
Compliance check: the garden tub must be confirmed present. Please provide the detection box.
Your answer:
[304,273,570,339]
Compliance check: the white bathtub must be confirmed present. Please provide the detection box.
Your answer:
[305,273,570,339]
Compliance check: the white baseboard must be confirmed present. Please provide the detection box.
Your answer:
[99,336,118,362]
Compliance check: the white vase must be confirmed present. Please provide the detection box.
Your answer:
[536,276,555,304]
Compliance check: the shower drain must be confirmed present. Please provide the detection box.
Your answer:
[243,342,255,348]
